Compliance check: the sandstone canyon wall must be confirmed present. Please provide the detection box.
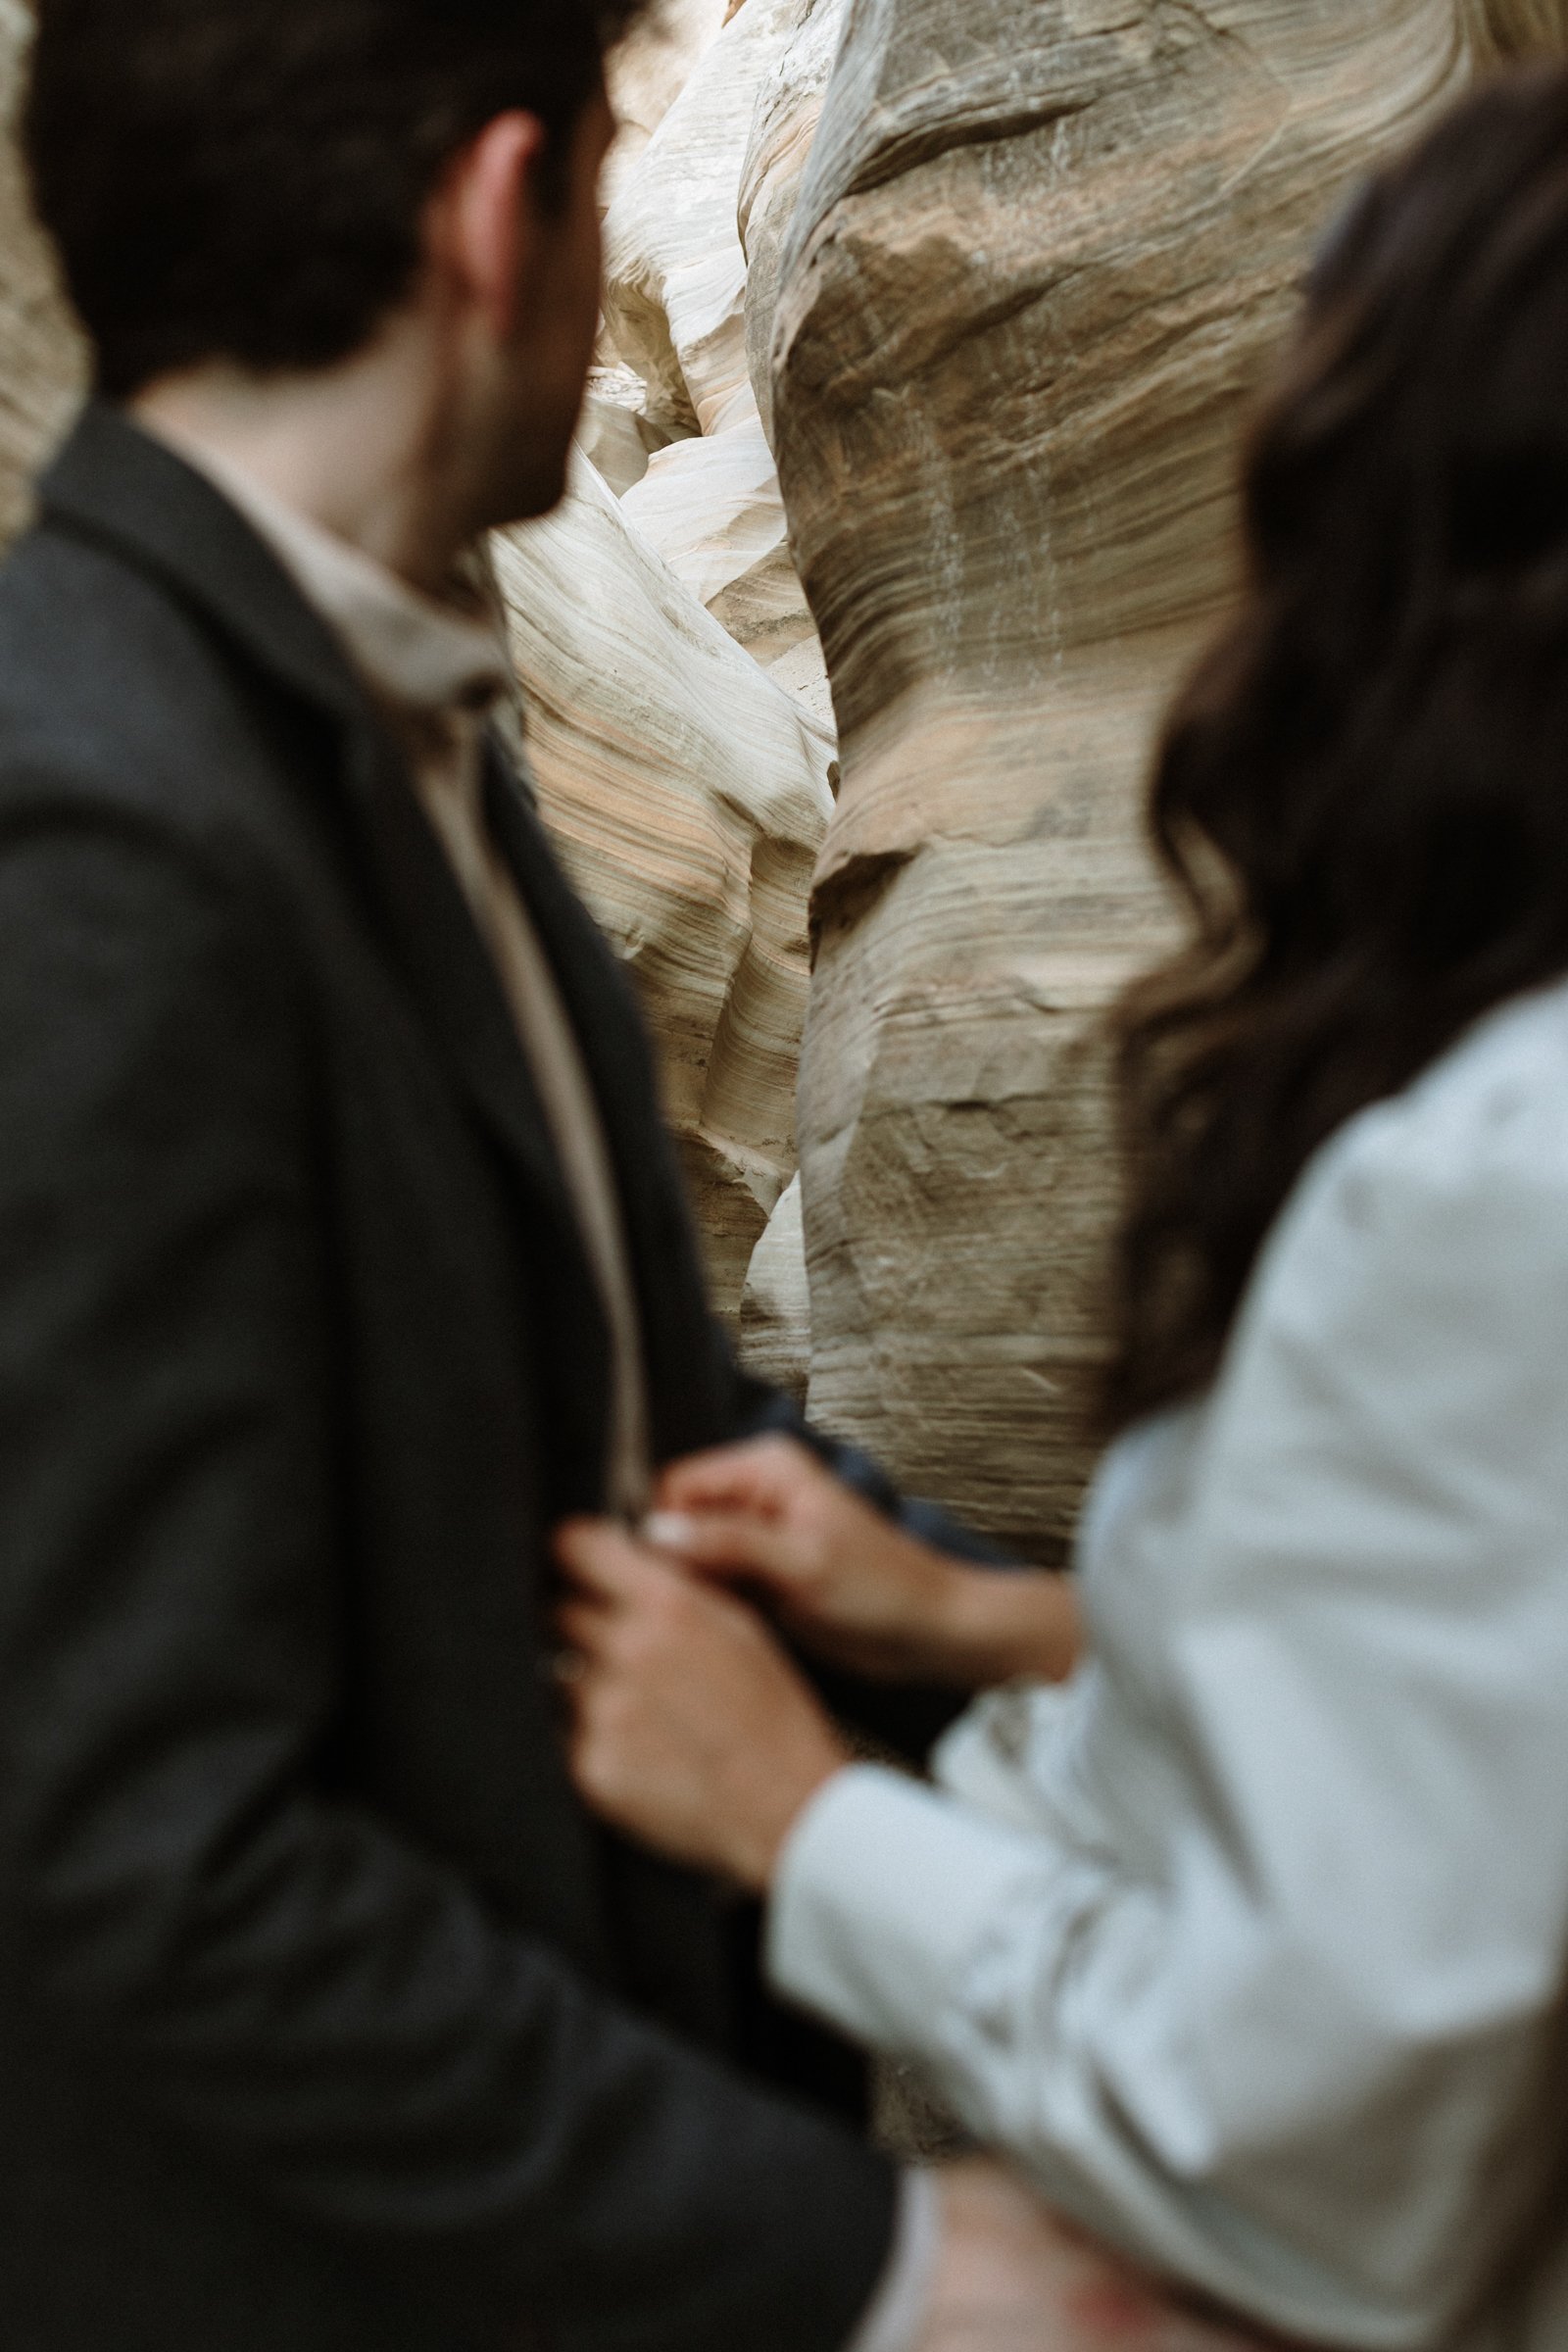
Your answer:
[600,0,841,718]
[499,0,848,1321]
[772,0,1568,1559]
[493,458,832,1320]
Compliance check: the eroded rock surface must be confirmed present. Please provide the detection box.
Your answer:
[1465,0,1568,54]
[773,0,1568,1557]
[603,0,838,722]
[585,0,852,1329]
[604,0,733,213]
[738,0,844,447]
[493,457,834,1319]
[738,1170,811,1405]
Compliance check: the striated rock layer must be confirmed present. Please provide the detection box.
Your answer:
[773,0,1568,1560]
[739,1170,811,1406]
[493,458,834,1321]
[603,0,840,723]
[543,0,848,1339]
[738,0,845,449]
[603,0,732,213]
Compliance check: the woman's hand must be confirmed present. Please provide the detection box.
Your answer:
[645,1435,1082,1690]
[554,1518,851,1892]
[647,1434,963,1679]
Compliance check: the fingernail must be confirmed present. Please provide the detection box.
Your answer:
[643,1511,699,1552]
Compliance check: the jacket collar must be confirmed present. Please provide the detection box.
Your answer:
[159,429,510,721]
[37,399,378,729]
[484,760,731,1467]
[39,403,613,1431]
[34,400,727,1480]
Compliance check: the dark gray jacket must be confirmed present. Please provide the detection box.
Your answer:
[0,405,956,2352]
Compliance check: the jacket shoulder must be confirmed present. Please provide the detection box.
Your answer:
[0,518,331,863]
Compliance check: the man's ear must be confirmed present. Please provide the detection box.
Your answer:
[430,110,550,345]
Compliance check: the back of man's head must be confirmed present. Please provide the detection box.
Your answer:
[24,0,647,401]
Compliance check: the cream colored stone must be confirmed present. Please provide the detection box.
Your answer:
[737,0,844,446]
[604,0,733,212]
[620,403,831,718]
[492,454,834,1320]
[576,361,680,498]
[603,0,793,435]
[738,1171,810,1404]
[601,0,835,723]
[0,0,83,549]
[774,0,1568,1560]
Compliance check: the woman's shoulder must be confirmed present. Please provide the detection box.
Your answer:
[1088,980,1568,1573]
[1276,974,1568,1276]
[1208,975,1568,1478]
[1372,974,1568,1172]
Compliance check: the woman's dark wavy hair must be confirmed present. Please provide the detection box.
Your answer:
[1105,62,1568,1434]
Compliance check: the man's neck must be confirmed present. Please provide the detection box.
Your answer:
[131,344,471,599]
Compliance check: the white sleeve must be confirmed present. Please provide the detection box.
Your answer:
[770,1073,1568,2351]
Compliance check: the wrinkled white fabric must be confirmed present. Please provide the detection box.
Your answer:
[772,978,1568,2350]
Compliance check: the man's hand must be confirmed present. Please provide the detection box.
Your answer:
[646,1436,1082,1689]
[645,1435,965,1680]
[923,2163,1276,2351]
[554,1519,850,1891]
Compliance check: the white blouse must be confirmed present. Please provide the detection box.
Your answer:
[770,978,1568,2349]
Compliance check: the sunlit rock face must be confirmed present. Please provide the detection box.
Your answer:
[493,458,835,1320]
[552,0,849,1329]
[739,1170,811,1406]
[772,0,1568,1559]
[739,0,847,450]
[604,0,733,214]
[0,0,82,549]
[602,0,842,725]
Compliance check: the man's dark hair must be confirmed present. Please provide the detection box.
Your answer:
[23,0,650,399]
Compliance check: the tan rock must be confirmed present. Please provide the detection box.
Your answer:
[739,1172,810,1405]
[576,361,680,498]
[1466,0,1568,53]
[0,0,83,550]
[737,0,844,446]
[603,0,791,436]
[773,0,1567,1560]
[619,405,832,721]
[492,455,834,1320]
[602,0,835,722]
[604,0,733,213]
